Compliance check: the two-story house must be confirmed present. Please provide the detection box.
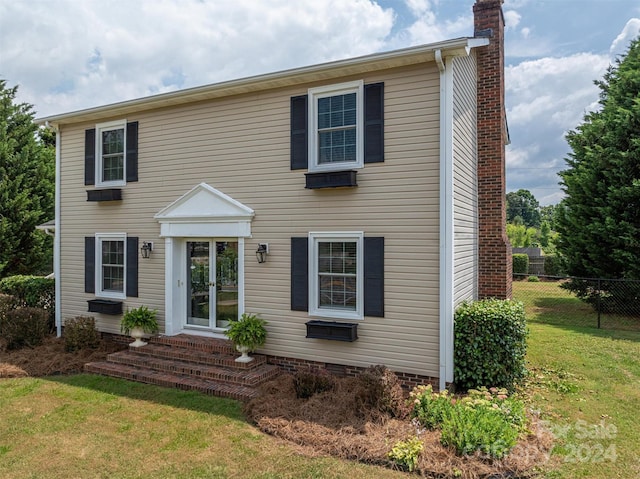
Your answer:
[39,0,511,393]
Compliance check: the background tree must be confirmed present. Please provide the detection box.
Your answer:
[0,80,55,278]
[506,189,541,228]
[556,38,640,308]
[557,38,640,279]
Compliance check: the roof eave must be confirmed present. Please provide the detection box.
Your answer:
[38,37,482,126]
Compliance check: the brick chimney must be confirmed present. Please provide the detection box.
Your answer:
[474,0,512,299]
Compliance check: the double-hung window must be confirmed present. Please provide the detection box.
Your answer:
[96,120,126,186]
[309,232,364,320]
[308,81,364,172]
[96,233,126,299]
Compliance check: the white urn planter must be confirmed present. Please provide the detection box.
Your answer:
[235,344,254,363]
[129,326,148,347]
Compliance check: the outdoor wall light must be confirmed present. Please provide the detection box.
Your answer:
[256,243,269,264]
[140,241,153,259]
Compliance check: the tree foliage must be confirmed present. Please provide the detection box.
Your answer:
[556,38,640,281]
[506,189,541,228]
[0,80,55,278]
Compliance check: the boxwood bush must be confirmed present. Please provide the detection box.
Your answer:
[1,307,49,349]
[512,253,529,275]
[0,275,55,331]
[454,299,527,392]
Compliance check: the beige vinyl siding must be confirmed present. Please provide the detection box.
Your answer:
[452,54,479,306]
[58,62,442,377]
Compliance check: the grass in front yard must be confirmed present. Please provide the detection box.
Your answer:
[0,374,408,479]
[514,281,640,478]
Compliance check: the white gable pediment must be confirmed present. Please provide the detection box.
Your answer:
[155,183,254,238]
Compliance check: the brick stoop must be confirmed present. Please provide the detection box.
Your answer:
[84,334,280,401]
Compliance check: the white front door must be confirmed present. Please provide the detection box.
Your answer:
[186,240,239,330]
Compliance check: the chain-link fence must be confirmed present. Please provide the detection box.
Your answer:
[512,274,640,331]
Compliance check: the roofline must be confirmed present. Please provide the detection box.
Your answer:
[37,37,488,126]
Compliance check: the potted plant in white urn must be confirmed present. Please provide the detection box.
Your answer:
[224,313,267,362]
[120,306,159,347]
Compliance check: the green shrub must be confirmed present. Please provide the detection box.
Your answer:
[454,299,528,392]
[440,402,519,458]
[293,368,336,399]
[0,276,55,331]
[1,307,49,349]
[543,254,565,276]
[355,365,408,418]
[527,275,540,282]
[0,293,18,323]
[63,316,100,352]
[512,254,529,275]
[387,436,423,472]
[409,384,454,430]
[409,385,525,459]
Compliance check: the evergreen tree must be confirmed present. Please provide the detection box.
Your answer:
[556,38,640,309]
[0,80,55,277]
[557,38,640,279]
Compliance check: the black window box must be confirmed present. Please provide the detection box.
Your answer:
[306,320,358,342]
[305,170,357,189]
[88,299,123,315]
[87,189,122,202]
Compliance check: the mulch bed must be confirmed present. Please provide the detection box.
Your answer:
[1,338,555,477]
[245,374,556,478]
[0,334,125,378]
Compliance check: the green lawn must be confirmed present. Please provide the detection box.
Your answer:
[0,374,408,479]
[0,282,638,478]
[513,280,640,478]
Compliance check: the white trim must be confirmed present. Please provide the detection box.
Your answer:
[308,231,364,321]
[54,127,61,337]
[155,183,255,238]
[308,80,364,173]
[38,38,484,126]
[95,119,127,188]
[95,232,127,300]
[439,52,455,391]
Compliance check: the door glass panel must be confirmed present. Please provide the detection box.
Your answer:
[187,241,210,327]
[215,241,238,328]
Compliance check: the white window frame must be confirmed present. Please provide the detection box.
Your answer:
[95,119,127,187]
[308,81,364,173]
[309,231,364,320]
[95,233,127,300]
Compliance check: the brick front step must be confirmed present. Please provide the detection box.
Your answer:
[106,350,279,386]
[84,361,260,401]
[84,334,278,401]
[126,342,267,369]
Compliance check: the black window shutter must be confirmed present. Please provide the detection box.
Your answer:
[364,83,384,164]
[85,236,95,293]
[364,237,384,317]
[84,129,96,185]
[126,121,139,182]
[126,237,139,297]
[291,237,309,311]
[290,95,308,170]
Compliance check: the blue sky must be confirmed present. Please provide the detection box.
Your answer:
[1,0,638,205]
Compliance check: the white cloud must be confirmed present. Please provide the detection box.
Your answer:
[0,0,394,117]
[503,10,521,30]
[610,18,640,58]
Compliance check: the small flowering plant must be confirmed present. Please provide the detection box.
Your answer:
[407,384,527,458]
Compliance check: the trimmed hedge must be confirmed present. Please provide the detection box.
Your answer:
[1,307,49,349]
[512,254,529,275]
[543,254,565,277]
[0,275,55,331]
[454,299,528,392]
[63,316,101,352]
